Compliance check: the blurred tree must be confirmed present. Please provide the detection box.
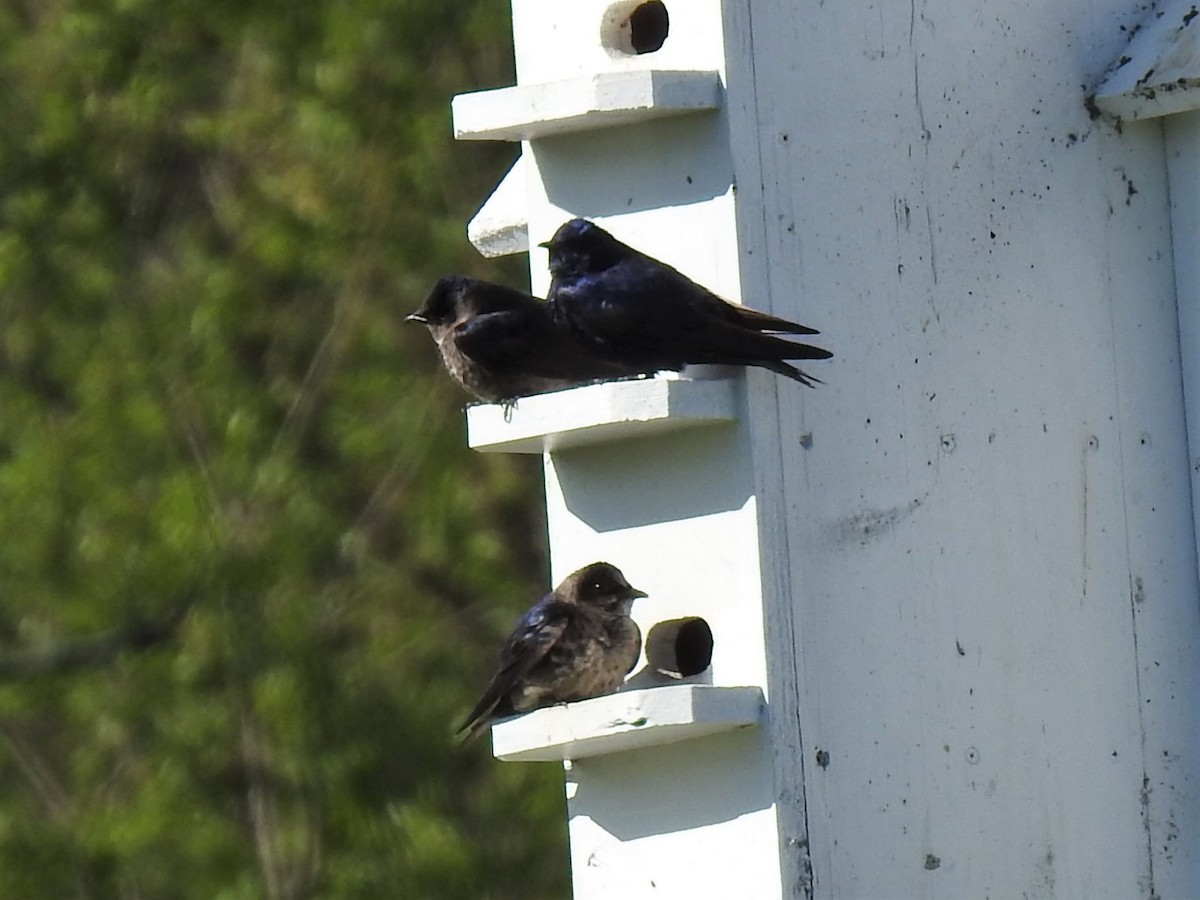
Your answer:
[0,0,569,897]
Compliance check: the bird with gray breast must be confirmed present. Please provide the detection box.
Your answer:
[407,275,636,404]
[458,561,648,742]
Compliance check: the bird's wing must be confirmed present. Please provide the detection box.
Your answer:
[644,263,823,336]
[727,304,821,335]
[456,309,630,382]
[457,597,574,738]
[597,260,833,362]
[454,310,549,369]
[617,252,824,336]
[554,266,683,340]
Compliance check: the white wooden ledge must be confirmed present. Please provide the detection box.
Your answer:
[490,684,765,762]
[467,155,529,258]
[466,375,739,454]
[452,69,722,142]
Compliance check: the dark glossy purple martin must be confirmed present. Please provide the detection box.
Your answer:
[542,218,833,386]
[407,275,634,404]
[458,562,647,742]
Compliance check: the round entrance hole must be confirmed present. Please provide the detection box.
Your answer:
[601,0,670,56]
[646,616,713,679]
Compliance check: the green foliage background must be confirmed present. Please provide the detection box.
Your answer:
[0,0,568,896]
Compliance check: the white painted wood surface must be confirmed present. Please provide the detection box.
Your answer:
[467,155,529,258]
[490,684,763,762]
[452,69,721,142]
[1167,110,1200,658]
[458,0,1200,896]
[723,0,1200,896]
[466,376,738,454]
[501,1,790,892]
[539,389,785,898]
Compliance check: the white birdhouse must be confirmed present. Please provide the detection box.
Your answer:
[453,0,1200,896]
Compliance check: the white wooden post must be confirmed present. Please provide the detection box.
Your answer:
[1093,0,1200,607]
[455,0,1200,896]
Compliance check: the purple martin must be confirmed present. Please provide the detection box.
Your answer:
[458,561,648,742]
[541,218,833,386]
[406,275,634,404]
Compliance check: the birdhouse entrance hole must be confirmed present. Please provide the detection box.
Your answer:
[602,0,670,56]
[646,616,714,678]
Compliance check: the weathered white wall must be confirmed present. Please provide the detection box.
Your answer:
[1168,110,1200,600]
[722,0,1200,896]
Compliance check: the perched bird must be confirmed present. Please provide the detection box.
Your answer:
[458,562,648,742]
[406,275,634,404]
[542,218,833,386]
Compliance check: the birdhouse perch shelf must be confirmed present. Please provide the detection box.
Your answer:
[451,69,722,142]
[489,684,764,762]
[466,375,740,454]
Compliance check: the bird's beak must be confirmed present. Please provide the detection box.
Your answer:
[628,586,649,600]
[405,312,428,324]
[537,239,552,249]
